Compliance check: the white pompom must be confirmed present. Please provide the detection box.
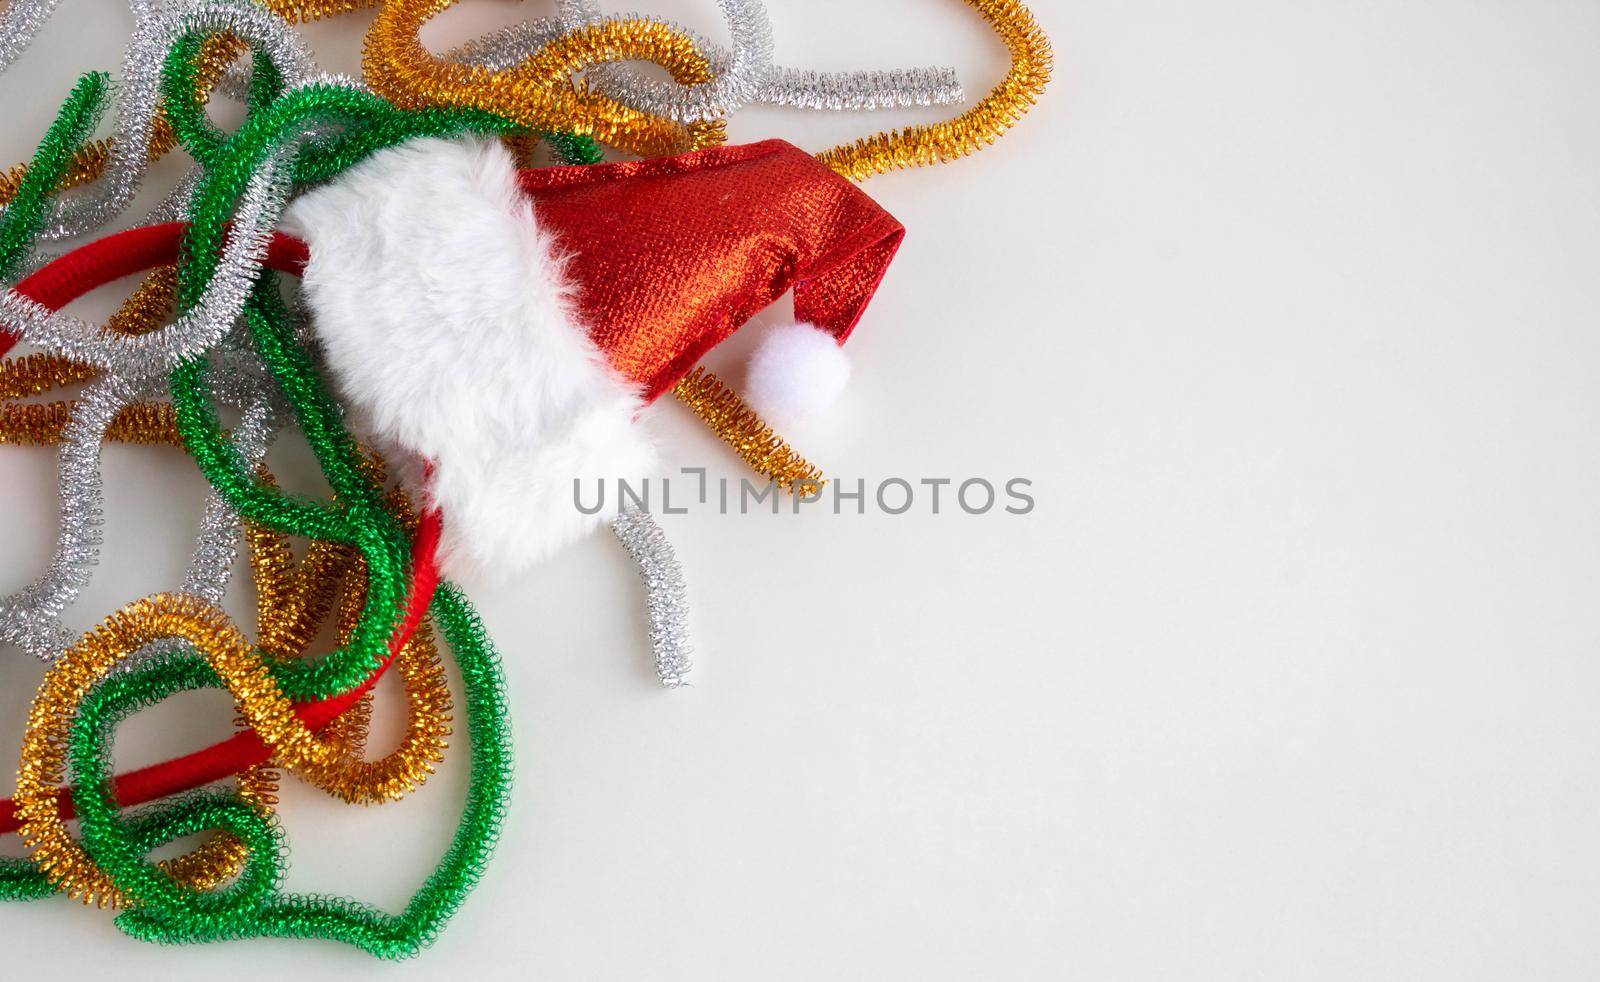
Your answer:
[744,321,851,429]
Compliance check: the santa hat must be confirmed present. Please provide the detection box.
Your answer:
[282,137,903,581]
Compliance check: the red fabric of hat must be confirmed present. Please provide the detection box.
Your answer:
[519,139,904,402]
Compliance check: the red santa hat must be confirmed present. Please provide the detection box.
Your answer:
[281,137,903,581]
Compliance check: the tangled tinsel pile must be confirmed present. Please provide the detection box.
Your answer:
[0,0,1050,958]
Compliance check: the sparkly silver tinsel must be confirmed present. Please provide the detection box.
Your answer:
[178,360,279,605]
[611,508,692,688]
[0,7,349,671]
[0,352,278,664]
[0,0,59,74]
[447,2,964,121]
[0,377,140,659]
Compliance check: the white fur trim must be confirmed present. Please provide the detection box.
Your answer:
[744,321,851,428]
[282,136,656,582]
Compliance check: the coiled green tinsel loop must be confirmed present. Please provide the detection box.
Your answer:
[63,584,512,957]
[71,654,288,928]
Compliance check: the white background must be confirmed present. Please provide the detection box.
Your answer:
[1,1,1599,978]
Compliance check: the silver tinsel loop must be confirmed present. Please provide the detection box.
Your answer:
[0,0,60,73]
[0,377,137,659]
[447,6,963,121]
[0,351,278,664]
[611,508,692,688]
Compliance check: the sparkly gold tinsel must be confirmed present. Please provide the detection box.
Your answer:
[104,264,180,335]
[246,471,454,806]
[364,0,725,158]
[14,595,279,908]
[815,0,1053,181]
[313,583,452,804]
[0,351,97,400]
[673,366,825,496]
[358,0,1049,183]
[249,531,354,661]
[264,0,382,25]
[0,400,178,446]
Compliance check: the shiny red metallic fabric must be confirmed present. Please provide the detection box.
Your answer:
[519,139,905,403]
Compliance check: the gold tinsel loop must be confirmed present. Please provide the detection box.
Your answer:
[673,367,825,496]
[13,596,278,908]
[816,0,1053,181]
[363,0,725,158]
[245,474,454,805]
